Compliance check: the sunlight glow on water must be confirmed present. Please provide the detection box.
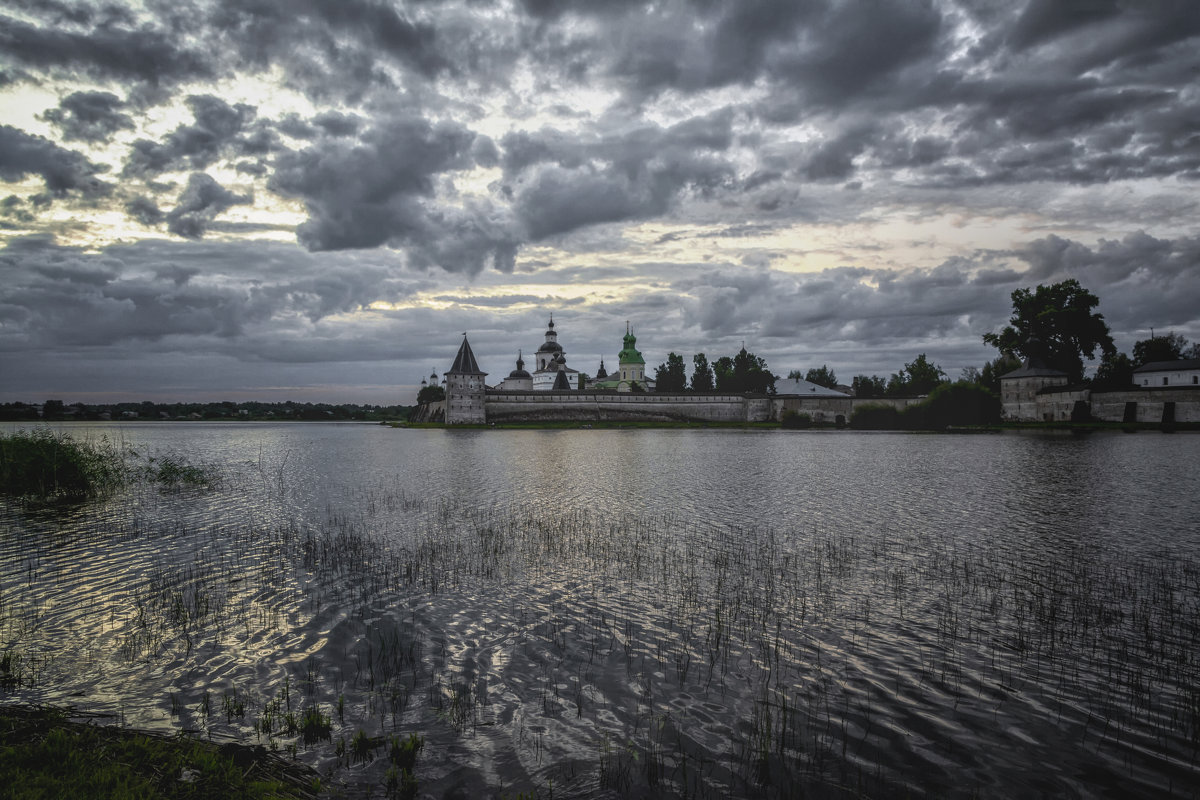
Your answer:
[2,423,1199,797]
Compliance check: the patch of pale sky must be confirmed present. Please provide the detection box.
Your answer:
[216,71,318,121]
[447,166,504,199]
[941,5,991,77]
[2,85,59,137]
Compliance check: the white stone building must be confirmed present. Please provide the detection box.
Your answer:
[530,317,581,390]
[998,356,1070,421]
[1133,358,1200,387]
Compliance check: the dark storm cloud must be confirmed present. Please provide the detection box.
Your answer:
[501,110,737,239]
[3,0,1200,402]
[561,0,943,110]
[0,10,214,88]
[269,112,518,272]
[276,111,364,141]
[0,237,431,355]
[0,125,111,198]
[1006,0,1124,50]
[203,0,450,100]
[122,95,259,178]
[164,173,252,239]
[124,195,163,226]
[1012,231,1200,336]
[1004,0,1200,75]
[40,91,135,143]
[0,195,34,224]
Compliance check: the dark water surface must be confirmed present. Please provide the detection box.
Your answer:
[2,423,1198,798]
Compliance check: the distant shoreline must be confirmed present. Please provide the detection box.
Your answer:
[391,420,1200,433]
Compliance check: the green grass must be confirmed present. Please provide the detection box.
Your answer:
[139,453,220,490]
[0,429,222,501]
[0,705,321,799]
[0,428,126,500]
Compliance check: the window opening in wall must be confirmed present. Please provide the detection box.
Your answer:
[1164,377,1169,386]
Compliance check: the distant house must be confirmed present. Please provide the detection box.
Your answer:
[1133,358,1200,387]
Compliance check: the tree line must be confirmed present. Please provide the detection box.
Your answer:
[0,400,414,422]
[656,278,1196,404]
[653,348,778,394]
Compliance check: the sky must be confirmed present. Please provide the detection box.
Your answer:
[2,0,1199,405]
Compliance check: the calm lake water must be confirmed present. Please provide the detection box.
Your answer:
[2,423,1198,798]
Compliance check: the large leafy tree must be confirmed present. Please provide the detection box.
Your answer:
[691,353,714,391]
[654,352,688,392]
[714,348,777,393]
[982,279,1115,383]
[1092,351,1134,389]
[1132,332,1191,366]
[805,365,838,389]
[886,354,947,396]
[734,348,777,394]
[851,375,887,398]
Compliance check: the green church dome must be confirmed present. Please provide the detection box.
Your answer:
[618,326,644,365]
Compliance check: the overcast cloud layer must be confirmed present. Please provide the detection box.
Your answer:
[2,0,1199,403]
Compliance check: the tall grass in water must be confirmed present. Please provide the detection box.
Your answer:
[0,428,220,502]
[0,428,125,500]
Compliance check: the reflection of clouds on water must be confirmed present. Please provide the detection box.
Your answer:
[2,423,1199,797]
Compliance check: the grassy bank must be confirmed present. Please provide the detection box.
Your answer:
[0,705,322,799]
[0,429,219,502]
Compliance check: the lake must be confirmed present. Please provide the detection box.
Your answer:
[2,423,1198,797]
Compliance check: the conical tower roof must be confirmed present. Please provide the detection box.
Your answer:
[447,336,487,376]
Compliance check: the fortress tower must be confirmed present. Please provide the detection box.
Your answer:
[444,335,488,424]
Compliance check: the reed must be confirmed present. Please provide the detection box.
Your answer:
[3,447,1197,798]
[0,428,125,500]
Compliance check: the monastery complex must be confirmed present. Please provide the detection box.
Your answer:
[414,319,1200,425]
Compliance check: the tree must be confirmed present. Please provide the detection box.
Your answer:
[713,356,735,391]
[416,385,445,404]
[886,354,947,396]
[1092,351,1134,389]
[1132,332,1190,366]
[919,381,1002,429]
[691,353,714,391]
[979,353,1022,395]
[714,349,777,393]
[41,399,65,419]
[804,365,838,389]
[982,279,1115,383]
[851,375,887,398]
[654,353,688,392]
[733,347,777,394]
